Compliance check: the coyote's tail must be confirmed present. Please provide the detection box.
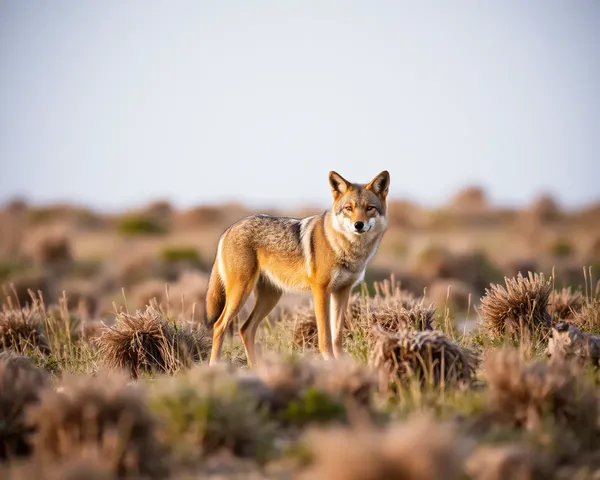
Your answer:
[204,262,225,329]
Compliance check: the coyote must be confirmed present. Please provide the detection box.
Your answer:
[205,170,390,365]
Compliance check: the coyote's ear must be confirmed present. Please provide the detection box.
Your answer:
[329,171,350,199]
[366,170,390,198]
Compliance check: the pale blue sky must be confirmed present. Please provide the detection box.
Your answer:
[1,2,599,211]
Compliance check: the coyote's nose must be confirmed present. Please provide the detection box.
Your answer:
[354,221,364,231]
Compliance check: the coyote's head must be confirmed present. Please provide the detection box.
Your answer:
[328,170,390,238]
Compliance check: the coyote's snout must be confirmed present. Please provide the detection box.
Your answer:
[205,170,390,365]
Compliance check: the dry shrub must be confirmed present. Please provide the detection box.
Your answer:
[368,327,477,389]
[465,445,551,480]
[254,354,376,413]
[298,413,467,480]
[449,185,488,212]
[27,231,72,269]
[95,304,211,378]
[0,352,49,460]
[547,322,600,366]
[526,194,561,223]
[549,287,583,320]
[572,299,600,332]
[483,349,598,447]
[27,373,168,478]
[149,364,274,460]
[368,277,435,332]
[416,248,503,295]
[479,272,552,340]
[0,302,50,356]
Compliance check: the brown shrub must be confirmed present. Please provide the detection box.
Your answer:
[479,272,552,340]
[483,349,598,446]
[572,299,600,332]
[27,373,168,478]
[414,248,502,294]
[298,413,467,480]
[547,322,600,366]
[526,194,561,223]
[549,287,583,320]
[0,352,49,460]
[27,231,72,269]
[465,445,551,480]
[0,302,50,356]
[149,364,274,460]
[253,355,376,411]
[95,304,211,378]
[449,185,488,211]
[368,327,477,389]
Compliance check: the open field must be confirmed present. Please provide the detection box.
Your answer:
[0,191,600,479]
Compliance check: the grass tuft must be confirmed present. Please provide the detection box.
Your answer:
[95,304,211,378]
[480,272,552,341]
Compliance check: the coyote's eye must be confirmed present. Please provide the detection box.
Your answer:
[366,206,376,212]
[344,205,353,212]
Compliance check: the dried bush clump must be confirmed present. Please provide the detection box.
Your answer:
[95,304,211,378]
[299,414,467,480]
[368,327,477,389]
[310,356,377,410]
[369,301,436,334]
[0,302,50,356]
[572,299,600,333]
[149,364,275,461]
[547,321,600,366]
[27,231,73,269]
[253,354,376,420]
[480,272,552,340]
[0,352,49,460]
[549,287,583,320]
[483,349,598,447]
[28,373,167,478]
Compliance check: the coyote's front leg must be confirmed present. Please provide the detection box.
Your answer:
[311,285,334,360]
[331,285,352,359]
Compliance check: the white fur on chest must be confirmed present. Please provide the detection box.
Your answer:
[331,266,366,289]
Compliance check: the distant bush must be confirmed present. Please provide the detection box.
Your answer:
[0,260,26,281]
[551,240,574,258]
[160,245,201,263]
[117,215,166,235]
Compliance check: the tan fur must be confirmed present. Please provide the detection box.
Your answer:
[205,170,390,365]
